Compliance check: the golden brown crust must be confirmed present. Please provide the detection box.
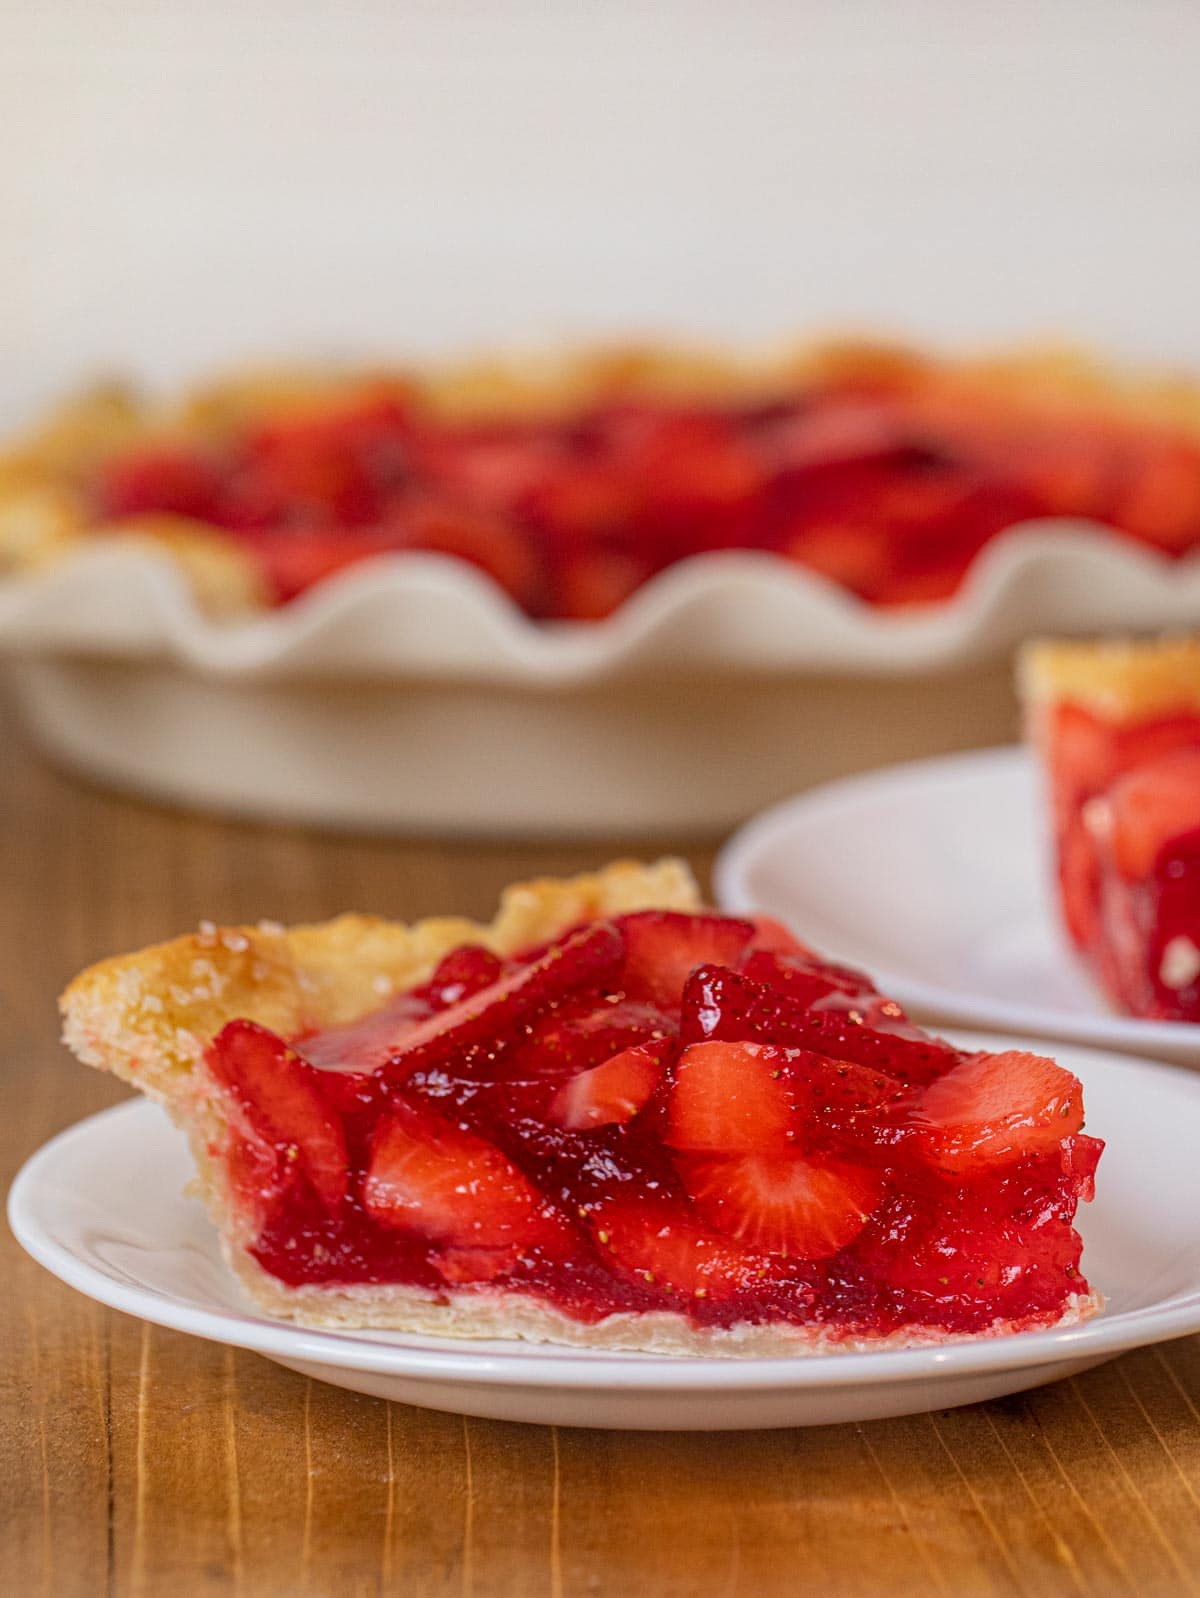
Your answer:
[1018,635,1200,720]
[60,857,700,1107]
[9,337,1200,614]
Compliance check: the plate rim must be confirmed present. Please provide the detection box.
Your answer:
[10,1057,1200,1393]
[715,745,1200,1058]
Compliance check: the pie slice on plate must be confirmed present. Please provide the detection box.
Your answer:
[1022,636,1200,1022]
[60,859,1102,1354]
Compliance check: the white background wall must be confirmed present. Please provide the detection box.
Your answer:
[5,0,1200,426]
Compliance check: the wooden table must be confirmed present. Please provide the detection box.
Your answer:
[3,702,1199,1598]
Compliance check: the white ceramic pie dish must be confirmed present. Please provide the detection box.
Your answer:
[10,1029,1200,1429]
[716,747,1200,1065]
[3,526,1200,833]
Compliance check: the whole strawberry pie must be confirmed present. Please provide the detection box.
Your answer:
[6,339,1200,621]
[1022,635,1200,1022]
[61,861,1102,1352]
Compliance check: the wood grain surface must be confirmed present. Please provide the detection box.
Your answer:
[2,697,1199,1598]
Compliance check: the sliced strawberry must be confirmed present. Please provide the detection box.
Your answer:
[680,963,957,1085]
[666,1037,904,1155]
[100,447,221,521]
[363,1100,559,1250]
[507,997,672,1079]
[207,1019,348,1209]
[392,501,544,613]
[549,1040,670,1131]
[912,1049,1084,1172]
[588,1191,772,1299]
[424,944,506,1008]
[677,1152,884,1258]
[666,1040,794,1152]
[619,911,756,1011]
[741,947,876,1007]
[1107,748,1200,880]
[554,549,651,620]
[746,916,813,956]
[381,920,625,1082]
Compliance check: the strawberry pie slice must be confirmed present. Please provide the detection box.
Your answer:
[1022,636,1200,1022]
[61,860,1102,1352]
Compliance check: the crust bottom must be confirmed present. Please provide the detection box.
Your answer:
[228,1249,1103,1357]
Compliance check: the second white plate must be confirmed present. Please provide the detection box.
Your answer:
[717,747,1200,1066]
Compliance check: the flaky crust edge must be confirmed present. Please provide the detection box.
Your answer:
[59,856,1102,1353]
[1018,635,1200,721]
[9,336,1200,615]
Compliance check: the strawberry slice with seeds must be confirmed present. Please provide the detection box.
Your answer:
[911,1050,1084,1172]
[677,1152,884,1259]
[618,911,756,1010]
[666,1038,905,1154]
[364,1100,562,1250]
[208,1020,348,1210]
[382,920,625,1081]
[549,1040,671,1131]
[666,1040,794,1152]
[588,1191,774,1299]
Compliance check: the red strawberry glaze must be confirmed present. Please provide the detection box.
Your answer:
[206,911,1101,1337]
[89,371,1200,619]
[1039,702,1200,1020]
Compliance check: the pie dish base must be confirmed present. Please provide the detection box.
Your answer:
[12,655,1017,835]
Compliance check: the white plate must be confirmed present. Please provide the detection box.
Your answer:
[717,747,1200,1067]
[11,1034,1200,1430]
[3,526,1200,833]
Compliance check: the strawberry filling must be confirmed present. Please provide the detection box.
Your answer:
[90,369,1200,618]
[205,910,1101,1338]
[1039,701,1200,1020]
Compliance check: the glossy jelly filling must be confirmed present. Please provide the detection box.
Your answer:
[93,367,1200,619]
[206,911,1101,1336]
[1044,703,1200,1021]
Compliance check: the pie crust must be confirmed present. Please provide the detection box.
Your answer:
[9,337,1200,616]
[1019,635,1200,721]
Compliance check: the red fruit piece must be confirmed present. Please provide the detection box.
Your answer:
[666,1040,794,1152]
[208,1019,348,1210]
[741,947,876,1008]
[424,944,506,1008]
[589,1191,772,1299]
[912,1050,1084,1172]
[382,920,626,1081]
[746,917,813,956]
[677,1152,884,1258]
[619,911,756,1011]
[509,998,673,1079]
[100,448,221,521]
[554,549,652,621]
[680,963,957,1085]
[666,1038,905,1155]
[363,1100,559,1250]
[549,1041,670,1131]
[392,502,545,614]
[1107,748,1200,880]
